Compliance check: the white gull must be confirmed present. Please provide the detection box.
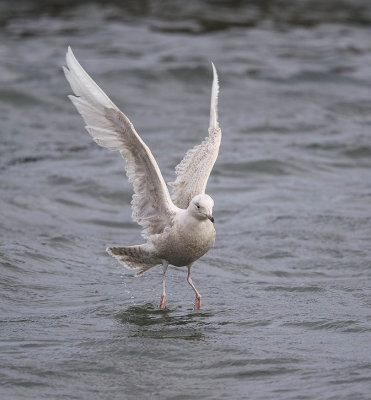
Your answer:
[63,47,222,309]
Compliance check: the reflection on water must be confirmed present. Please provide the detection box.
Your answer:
[116,304,211,340]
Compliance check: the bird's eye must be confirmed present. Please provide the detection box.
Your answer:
[196,205,200,209]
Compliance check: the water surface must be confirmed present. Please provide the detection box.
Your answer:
[1,1,371,399]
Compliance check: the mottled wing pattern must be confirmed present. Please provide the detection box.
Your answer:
[64,47,176,237]
[169,63,222,209]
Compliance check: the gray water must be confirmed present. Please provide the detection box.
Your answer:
[1,1,371,399]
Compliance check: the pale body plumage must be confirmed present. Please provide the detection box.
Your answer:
[152,198,216,267]
[63,47,222,309]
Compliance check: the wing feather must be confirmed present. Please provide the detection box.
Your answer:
[64,47,176,237]
[169,63,222,209]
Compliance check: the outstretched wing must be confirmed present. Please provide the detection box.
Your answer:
[63,47,176,237]
[169,63,222,209]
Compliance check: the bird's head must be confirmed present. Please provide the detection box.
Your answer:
[188,194,214,223]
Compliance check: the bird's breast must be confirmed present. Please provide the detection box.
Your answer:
[155,215,215,267]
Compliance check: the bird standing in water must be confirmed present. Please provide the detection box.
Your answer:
[64,47,222,309]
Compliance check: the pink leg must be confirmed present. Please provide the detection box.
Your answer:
[187,265,201,310]
[159,260,168,310]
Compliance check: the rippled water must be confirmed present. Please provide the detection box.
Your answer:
[1,1,371,399]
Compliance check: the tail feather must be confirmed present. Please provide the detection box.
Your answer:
[106,245,160,276]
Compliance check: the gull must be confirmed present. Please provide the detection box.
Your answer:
[63,47,222,310]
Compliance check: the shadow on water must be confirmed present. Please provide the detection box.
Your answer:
[115,303,213,340]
